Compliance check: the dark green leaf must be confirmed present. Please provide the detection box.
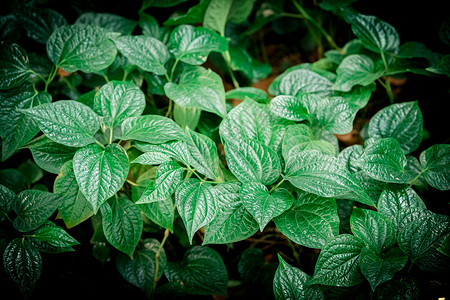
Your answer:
[310,234,365,286]
[337,144,364,173]
[165,246,228,295]
[379,277,419,300]
[377,184,425,220]
[203,0,232,36]
[28,220,79,253]
[274,192,339,249]
[73,143,129,213]
[19,7,68,44]
[273,254,325,300]
[0,42,30,89]
[13,190,61,232]
[164,0,210,26]
[102,197,143,258]
[76,12,137,35]
[419,144,450,190]
[0,184,15,222]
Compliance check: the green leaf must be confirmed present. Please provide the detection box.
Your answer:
[332,54,384,92]
[238,247,277,289]
[13,190,61,232]
[3,238,42,297]
[368,101,423,154]
[76,12,137,35]
[119,115,184,144]
[116,238,166,297]
[0,87,51,160]
[17,161,43,184]
[47,24,118,73]
[392,207,434,233]
[173,104,201,130]
[284,150,374,206]
[184,128,222,180]
[203,182,259,244]
[398,214,450,268]
[93,80,145,128]
[419,144,450,191]
[240,182,293,231]
[270,95,310,122]
[0,168,26,193]
[269,69,333,97]
[335,84,375,109]
[25,136,77,174]
[164,0,210,26]
[337,144,364,173]
[19,7,68,44]
[359,138,414,183]
[377,184,425,221]
[132,152,171,165]
[73,143,129,213]
[102,197,143,258]
[224,138,281,185]
[274,192,339,249]
[310,234,365,287]
[203,0,233,36]
[0,42,30,89]
[20,100,100,147]
[227,0,256,24]
[54,160,94,228]
[360,247,408,291]
[28,220,79,252]
[282,124,336,161]
[0,184,15,222]
[175,179,217,243]
[350,207,396,253]
[136,161,183,204]
[347,13,400,54]
[378,277,420,300]
[225,87,269,103]
[273,254,325,300]
[165,246,228,295]
[141,0,189,9]
[168,24,228,65]
[164,65,227,118]
[113,35,170,75]
[133,181,174,232]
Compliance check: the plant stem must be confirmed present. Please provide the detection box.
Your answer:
[170,58,180,82]
[109,127,113,144]
[2,212,13,224]
[269,178,285,194]
[384,77,394,104]
[291,0,341,51]
[408,169,427,188]
[126,179,139,186]
[153,229,170,295]
[44,65,58,92]
[165,99,173,118]
[95,140,106,149]
[28,69,47,83]
[222,50,240,88]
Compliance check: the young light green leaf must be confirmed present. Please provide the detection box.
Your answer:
[175,179,217,243]
[347,13,400,54]
[240,182,293,231]
[203,182,259,244]
[3,238,42,297]
[269,69,333,97]
[332,54,384,92]
[28,220,80,252]
[224,138,281,186]
[225,87,269,103]
[0,42,30,89]
[273,254,325,300]
[0,87,51,161]
[310,234,365,286]
[168,24,228,65]
[203,0,232,36]
[136,161,183,204]
[119,115,184,144]
[13,190,61,232]
[46,24,117,73]
[377,184,425,220]
[359,138,414,183]
[165,246,228,295]
[76,12,137,35]
[274,192,339,249]
[164,66,227,118]
[132,181,175,232]
[368,101,423,154]
[20,100,100,147]
[284,150,374,207]
[350,207,396,253]
[54,160,94,228]
[113,35,170,75]
[73,143,129,213]
[116,238,166,297]
[173,104,201,130]
[282,124,336,161]
[360,247,408,291]
[102,197,143,258]
[93,80,145,128]
[184,128,222,180]
[419,144,450,191]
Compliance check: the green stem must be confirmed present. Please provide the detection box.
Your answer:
[95,140,106,149]
[126,179,139,186]
[122,70,129,82]
[109,127,113,144]
[165,100,174,118]
[409,169,427,188]
[152,229,170,296]
[170,58,180,82]
[44,65,58,92]
[2,212,13,224]
[384,77,394,104]
[291,0,341,51]
[28,69,47,83]
[269,178,285,194]
[280,12,304,19]
[222,50,240,88]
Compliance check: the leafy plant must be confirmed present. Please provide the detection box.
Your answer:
[1,0,449,299]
